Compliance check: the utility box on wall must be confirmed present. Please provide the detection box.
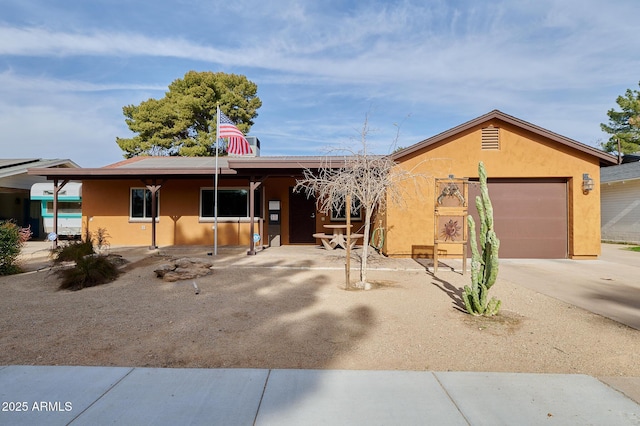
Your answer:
[268,200,281,247]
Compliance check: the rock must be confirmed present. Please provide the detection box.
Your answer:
[106,254,128,267]
[174,258,213,269]
[154,264,176,278]
[155,258,213,281]
[162,272,184,282]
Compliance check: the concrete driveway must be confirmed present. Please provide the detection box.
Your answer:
[498,243,640,331]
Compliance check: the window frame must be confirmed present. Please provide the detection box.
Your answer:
[199,187,262,222]
[129,187,160,222]
[330,201,362,222]
[44,201,82,217]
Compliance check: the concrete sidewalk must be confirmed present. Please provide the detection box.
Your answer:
[1,365,639,425]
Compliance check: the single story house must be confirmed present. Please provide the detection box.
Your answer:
[29,110,616,259]
[1,158,79,237]
[601,159,640,244]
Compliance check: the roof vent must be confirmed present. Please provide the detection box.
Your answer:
[481,126,500,150]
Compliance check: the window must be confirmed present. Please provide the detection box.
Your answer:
[45,201,81,215]
[130,188,159,220]
[481,126,500,150]
[330,202,362,221]
[200,188,261,219]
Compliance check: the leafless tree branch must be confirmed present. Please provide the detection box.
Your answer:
[294,113,433,288]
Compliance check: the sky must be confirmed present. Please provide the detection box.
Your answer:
[1,0,639,167]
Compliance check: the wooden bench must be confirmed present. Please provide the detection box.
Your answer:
[344,233,364,249]
[313,233,365,250]
[313,233,338,250]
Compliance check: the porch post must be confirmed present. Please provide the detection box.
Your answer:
[247,178,262,255]
[52,179,69,248]
[143,179,164,250]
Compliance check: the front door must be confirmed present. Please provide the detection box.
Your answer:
[289,189,316,243]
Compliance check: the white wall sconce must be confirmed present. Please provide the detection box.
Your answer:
[582,173,595,194]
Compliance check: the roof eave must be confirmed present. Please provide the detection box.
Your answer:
[27,167,237,180]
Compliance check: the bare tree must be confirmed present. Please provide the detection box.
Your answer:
[294,116,424,289]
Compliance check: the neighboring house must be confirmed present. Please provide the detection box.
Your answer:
[0,158,79,237]
[601,160,640,244]
[29,110,616,258]
[30,182,83,238]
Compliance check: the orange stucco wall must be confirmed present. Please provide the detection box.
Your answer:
[82,178,264,247]
[385,119,602,259]
[81,176,366,248]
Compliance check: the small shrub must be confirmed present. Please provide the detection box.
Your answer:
[57,255,120,291]
[0,220,31,275]
[19,225,33,243]
[53,240,95,263]
[93,227,111,252]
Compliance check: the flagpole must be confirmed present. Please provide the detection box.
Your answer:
[214,104,220,256]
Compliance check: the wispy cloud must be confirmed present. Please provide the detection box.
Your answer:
[1,0,638,93]
[0,70,163,93]
[1,0,639,166]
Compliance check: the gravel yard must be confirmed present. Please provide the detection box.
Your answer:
[1,244,638,378]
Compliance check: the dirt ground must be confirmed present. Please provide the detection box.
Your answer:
[1,245,639,378]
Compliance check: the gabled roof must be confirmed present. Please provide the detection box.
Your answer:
[391,110,618,166]
[601,161,640,183]
[0,158,79,179]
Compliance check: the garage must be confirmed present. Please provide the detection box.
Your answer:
[469,179,568,258]
[385,110,616,259]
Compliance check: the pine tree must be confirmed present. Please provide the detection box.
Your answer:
[601,82,640,155]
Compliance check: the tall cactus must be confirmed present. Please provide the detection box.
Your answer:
[463,162,501,316]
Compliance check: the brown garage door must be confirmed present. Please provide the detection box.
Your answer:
[468,179,568,258]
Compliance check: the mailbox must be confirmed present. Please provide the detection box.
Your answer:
[268,200,281,224]
[267,200,281,246]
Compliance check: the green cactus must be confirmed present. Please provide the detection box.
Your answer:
[463,162,501,316]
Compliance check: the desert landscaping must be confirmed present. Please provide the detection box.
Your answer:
[1,244,639,379]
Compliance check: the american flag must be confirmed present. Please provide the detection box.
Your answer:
[219,110,252,155]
